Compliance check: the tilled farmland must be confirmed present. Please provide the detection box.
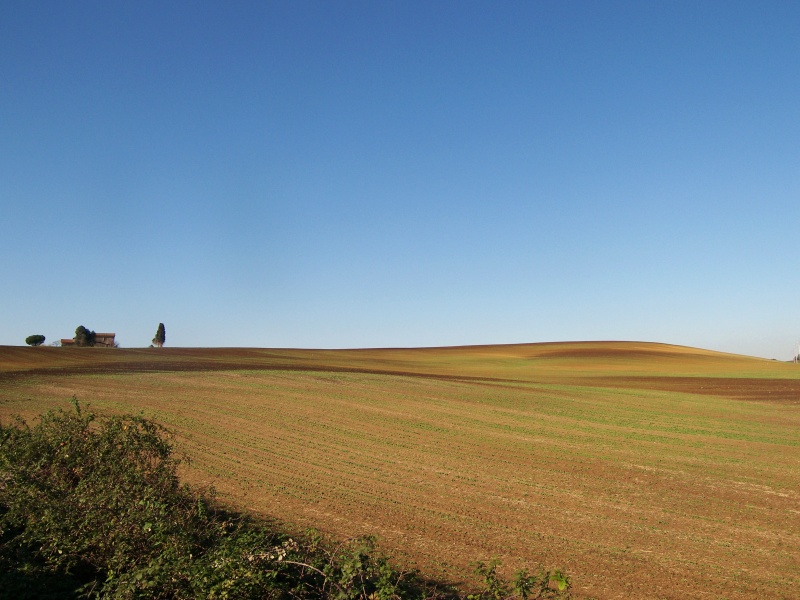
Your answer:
[1,342,798,599]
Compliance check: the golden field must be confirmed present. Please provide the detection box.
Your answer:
[1,342,798,599]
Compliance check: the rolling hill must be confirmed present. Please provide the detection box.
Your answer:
[1,341,798,598]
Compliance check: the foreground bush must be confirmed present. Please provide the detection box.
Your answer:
[0,400,570,599]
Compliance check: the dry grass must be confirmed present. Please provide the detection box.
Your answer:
[1,341,798,599]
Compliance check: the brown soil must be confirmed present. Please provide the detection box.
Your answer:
[583,376,800,404]
[1,342,798,599]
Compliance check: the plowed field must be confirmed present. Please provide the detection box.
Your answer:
[1,342,798,599]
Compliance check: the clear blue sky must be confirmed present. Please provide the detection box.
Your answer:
[2,1,798,358]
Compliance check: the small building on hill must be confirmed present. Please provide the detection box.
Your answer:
[61,333,116,348]
[94,333,116,347]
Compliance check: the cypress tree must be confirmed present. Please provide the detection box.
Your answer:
[153,323,166,348]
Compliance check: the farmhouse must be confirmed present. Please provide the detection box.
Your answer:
[60,333,116,348]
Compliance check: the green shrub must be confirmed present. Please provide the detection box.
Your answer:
[73,326,96,347]
[0,399,212,597]
[465,559,570,600]
[24,335,45,347]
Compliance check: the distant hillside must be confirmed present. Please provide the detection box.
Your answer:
[0,340,793,380]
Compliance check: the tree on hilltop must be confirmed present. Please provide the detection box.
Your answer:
[25,335,46,347]
[152,323,165,348]
[74,326,96,347]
